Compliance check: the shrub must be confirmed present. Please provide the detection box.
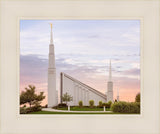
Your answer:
[136,102,140,109]
[89,100,94,108]
[107,101,112,108]
[58,103,67,108]
[52,106,58,109]
[52,103,67,109]
[105,103,110,108]
[111,101,140,113]
[98,101,103,107]
[102,103,106,107]
[20,107,27,114]
[79,101,83,107]
[102,101,112,108]
[23,105,26,108]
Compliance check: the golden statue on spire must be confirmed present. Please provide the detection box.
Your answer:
[50,23,53,30]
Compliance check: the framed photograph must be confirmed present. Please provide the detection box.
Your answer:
[0,0,160,134]
[19,19,141,115]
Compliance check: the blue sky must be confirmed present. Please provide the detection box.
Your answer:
[20,20,140,103]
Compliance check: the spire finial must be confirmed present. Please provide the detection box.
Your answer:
[49,23,53,44]
[109,59,112,81]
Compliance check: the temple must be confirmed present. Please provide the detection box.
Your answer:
[48,24,115,107]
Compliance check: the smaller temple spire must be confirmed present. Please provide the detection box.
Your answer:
[50,23,53,44]
[109,60,112,81]
[117,88,119,96]
[117,88,119,102]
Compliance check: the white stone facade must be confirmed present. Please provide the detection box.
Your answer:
[60,73,107,106]
[48,25,58,107]
[106,60,113,102]
[107,81,113,102]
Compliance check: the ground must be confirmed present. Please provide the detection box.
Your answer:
[26,106,139,114]
[28,111,139,114]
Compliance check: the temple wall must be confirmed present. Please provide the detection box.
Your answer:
[61,73,106,106]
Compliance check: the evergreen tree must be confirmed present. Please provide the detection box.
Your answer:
[20,85,45,108]
[135,93,140,102]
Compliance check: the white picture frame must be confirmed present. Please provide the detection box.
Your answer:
[0,0,159,134]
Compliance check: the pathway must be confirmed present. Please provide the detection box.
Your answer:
[42,108,113,113]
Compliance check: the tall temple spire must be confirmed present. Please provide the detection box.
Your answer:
[50,23,53,44]
[109,60,112,81]
[48,23,58,107]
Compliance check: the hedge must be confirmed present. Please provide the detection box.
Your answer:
[111,101,140,113]
[102,101,112,108]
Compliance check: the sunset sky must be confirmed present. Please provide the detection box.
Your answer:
[20,20,140,105]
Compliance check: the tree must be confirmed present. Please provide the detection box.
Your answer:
[20,85,45,108]
[62,92,73,105]
[135,93,140,102]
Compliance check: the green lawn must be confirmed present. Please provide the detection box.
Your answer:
[56,106,111,111]
[29,111,112,114]
[28,111,139,114]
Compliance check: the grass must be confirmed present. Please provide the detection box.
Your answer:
[56,106,111,111]
[28,111,139,114]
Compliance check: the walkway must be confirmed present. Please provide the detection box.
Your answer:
[42,108,113,113]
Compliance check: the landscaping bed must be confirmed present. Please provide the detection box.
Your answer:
[56,106,111,111]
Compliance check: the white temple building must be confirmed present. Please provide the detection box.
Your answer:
[48,24,114,107]
[60,73,107,106]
